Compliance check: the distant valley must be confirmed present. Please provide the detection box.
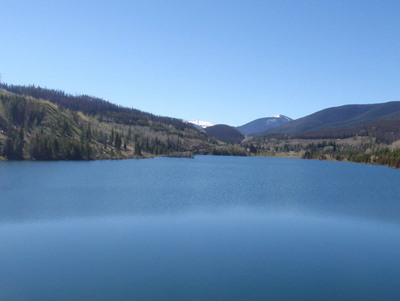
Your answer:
[188,114,293,143]
[184,102,400,168]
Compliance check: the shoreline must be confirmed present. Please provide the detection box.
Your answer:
[1,152,398,169]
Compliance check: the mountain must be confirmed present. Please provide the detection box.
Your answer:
[265,101,400,141]
[204,124,245,144]
[187,120,215,130]
[0,84,215,160]
[237,115,292,136]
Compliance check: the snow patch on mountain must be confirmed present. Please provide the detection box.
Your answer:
[236,115,293,136]
[187,120,215,129]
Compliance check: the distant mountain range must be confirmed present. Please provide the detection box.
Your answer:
[192,101,400,144]
[236,115,292,136]
[264,101,400,142]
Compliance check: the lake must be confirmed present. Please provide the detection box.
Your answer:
[1,156,400,300]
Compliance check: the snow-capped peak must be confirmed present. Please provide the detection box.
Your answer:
[273,114,291,121]
[187,120,215,129]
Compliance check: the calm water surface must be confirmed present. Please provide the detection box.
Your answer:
[1,156,400,300]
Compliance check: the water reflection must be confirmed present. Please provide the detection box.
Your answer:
[1,156,400,224]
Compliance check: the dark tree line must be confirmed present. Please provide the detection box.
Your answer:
[1,84,196,131]
[300,141,400,168]
[266,119,400,144]
[29,131,92,160]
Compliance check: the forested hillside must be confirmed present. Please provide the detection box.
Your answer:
[204,124,244,144]
[264,101,400,137]
[0,85,214,160]
[1,84,194,130]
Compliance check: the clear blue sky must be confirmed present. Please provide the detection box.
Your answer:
[1,0,400,126]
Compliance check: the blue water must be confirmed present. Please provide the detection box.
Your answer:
[1,156,400,300]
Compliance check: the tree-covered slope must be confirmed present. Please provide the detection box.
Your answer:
[266,101,400,136]
[204,124,244,144]
[0,87,212,160]
[1,84,194,131]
